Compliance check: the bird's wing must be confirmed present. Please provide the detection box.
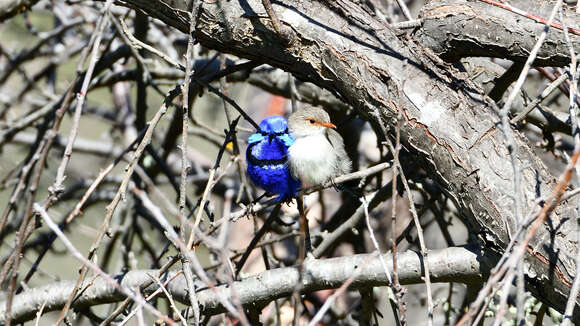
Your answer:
[328,129,352,175]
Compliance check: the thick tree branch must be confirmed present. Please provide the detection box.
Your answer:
[0,246,496,324]
[416,0,580,66]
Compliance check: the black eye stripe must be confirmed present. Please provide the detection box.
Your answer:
[259,129,288,137]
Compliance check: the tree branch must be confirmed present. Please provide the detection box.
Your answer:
[416,0,580,66]
[0,246,496,324]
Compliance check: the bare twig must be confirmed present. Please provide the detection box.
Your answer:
[51,0,115,195]
[494,1,563,323]
[393,0,413,21]
[116,271,184,325]
[187,117,240,249]
[390,115,406,325]
[361,194,402,326]
[390,19,423,29]
[560,4,580,324]
[98,256,181,326]
[480,0,580,36]
[260,0,294,44]
[147,273,188,326]
[179,2,201,324]
[510,73,569,124]
[133,186,246,322]
[307,253,378,326]
[386,139,433,326]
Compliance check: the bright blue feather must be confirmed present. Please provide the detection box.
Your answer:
[246,116,300,201]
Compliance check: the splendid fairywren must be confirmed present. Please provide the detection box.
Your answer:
[246,116,301,201]
[288,107,352,187]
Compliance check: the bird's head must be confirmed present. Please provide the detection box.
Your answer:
[288,107,336,137]
[258,115,288,135]
[248,115,294,146]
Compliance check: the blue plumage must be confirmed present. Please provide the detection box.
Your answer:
[246,116,300,201]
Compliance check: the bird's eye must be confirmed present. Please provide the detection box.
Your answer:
[309,119,315,124]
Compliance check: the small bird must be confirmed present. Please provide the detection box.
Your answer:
[246,115,301,201]
[288,107,352,187]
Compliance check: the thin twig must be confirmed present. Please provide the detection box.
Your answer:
[115,18,260,130]
[390,115,406,325]
[226,162,393,225]
[457,146,580,326]
[98,257,181,326]
[147,273,188,326]
[390,19,423,29]
[117,271,184,326]
[510,73,569,124]
[187,117,240,249]
[560,4,580,324]
[386,139,433,326]
[1,2,118,324]
[234,204,282,277]
[132,186,246,322]
[55,85,181,326]
[51,0,115,194]
[260,0,294,44]
[480,0,580,36]
[361,194,402,326]
[179,2,201,324]
[393,0,413,21]
[494,1,563,323]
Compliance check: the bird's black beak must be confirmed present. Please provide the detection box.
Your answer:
[268,134,274,143]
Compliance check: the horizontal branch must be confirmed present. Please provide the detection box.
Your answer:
[416,0,580,66]
[0,246,496,324]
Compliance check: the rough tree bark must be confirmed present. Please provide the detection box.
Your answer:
[114,0,580,319]
[416,0,580,66]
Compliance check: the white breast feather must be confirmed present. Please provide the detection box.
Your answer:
[289,134,337,186]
